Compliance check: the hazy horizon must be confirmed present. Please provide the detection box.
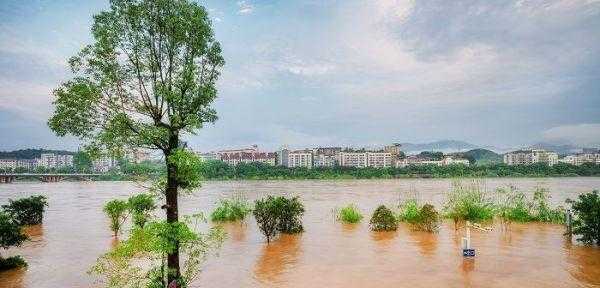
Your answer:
[1,0,600,151]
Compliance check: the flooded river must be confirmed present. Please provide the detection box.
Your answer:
[1,178,600,287]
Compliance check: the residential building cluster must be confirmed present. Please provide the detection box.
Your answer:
[0,153,73,171]
[197,143,471,169]
[92,150,151,172]
[503,148,600,166]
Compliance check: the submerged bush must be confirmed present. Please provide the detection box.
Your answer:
[103,199,129,237]
[416,204,440,232]
[397,200,440,232]
[337,204,363,223]
[0,255,27,270]
[370,205,398,231]
[567,190,600,245]
[0,212,28,271]
[530,187,564,224]
[2,195,48,225]
[496,186,532,225]
[210,193,252,222]
[275,197,305,234]
[253,196,304,243]
[397,200,421,223]
[444,180,494,228]
[127,194,156,228]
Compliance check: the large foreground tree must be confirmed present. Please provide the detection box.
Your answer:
[49,0,224,285]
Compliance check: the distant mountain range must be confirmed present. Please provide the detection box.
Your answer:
[0,148,76,159]
[400,140,479,153]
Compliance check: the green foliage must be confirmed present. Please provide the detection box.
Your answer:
[0,256,27,271]
[496,186,565,225]
[168,149,203,190]
[530,187,564,224]
[210,193,252,222]
[198,161,600,180]
[337,204,363,224]
[277,197,305,233]
[397,200,421,223]
[91,215,225,288]
[417,151,444,161]
[444,180,495,228]
[253,196,305,243]
[103,199,128,236]
[2,195,48,225]
[567,190,600,245]
[0,212,28,250]
[416,204,440,232]
[496,186,532,224]
[127,194,156,228]
[370,205,398,231]
[397,201,440,232]
[73,151,94,172]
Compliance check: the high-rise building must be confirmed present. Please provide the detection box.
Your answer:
[503,149,558,166]
[312,147,341,167]
[288,150,313,168]
[40,153,73,169]
[338,151,368,168]
[366,152,392,168]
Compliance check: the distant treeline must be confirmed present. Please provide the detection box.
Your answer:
[198,161,600,180]
[0,149,75,159]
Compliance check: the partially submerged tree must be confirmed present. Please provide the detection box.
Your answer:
[0,212,28,270]
[104,199,129,237]
[128,193,156,228]
[48,0,224,285]
[370,205,398,231]
[567,190,600,245]
[2,195,48,226]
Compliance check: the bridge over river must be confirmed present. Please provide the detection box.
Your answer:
[0,173,102,183]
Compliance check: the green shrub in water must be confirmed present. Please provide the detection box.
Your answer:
[103,199,128,236]
[530,187,564,224]
[370,205,398,231]
[0,212,28,271]
[416,204,440,232]
[337,204,363,224]
[496,186,532,225]
[211,193,252,222]
[397,200,421,223]
[2,195,48,225]
[444,180,495,229]
[397,200,440,232]
[567,190,600,245]
[127,193,156,228]
[253,196,305,243]
[0,256,27,270]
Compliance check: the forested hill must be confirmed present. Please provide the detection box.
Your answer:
[0,149,76,159]
[450,149,503,165]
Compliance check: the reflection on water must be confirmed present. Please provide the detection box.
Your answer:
[0,178,600,287]
[254,234,301,285]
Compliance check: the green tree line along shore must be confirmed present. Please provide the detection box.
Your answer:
[84,160,600,181]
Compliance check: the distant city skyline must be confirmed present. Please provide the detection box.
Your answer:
[1,0,600,151]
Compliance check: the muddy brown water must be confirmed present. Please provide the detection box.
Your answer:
[1,178,600,288]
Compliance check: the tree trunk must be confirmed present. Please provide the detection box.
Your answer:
[165,133,180,287]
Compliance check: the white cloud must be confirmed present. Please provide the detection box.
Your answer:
[542,124,600,147]
[237,1,254,15]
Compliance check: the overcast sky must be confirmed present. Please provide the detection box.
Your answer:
[1,0,599,152]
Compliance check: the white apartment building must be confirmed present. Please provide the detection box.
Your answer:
[396,156,469,168]
[312,147,341,167]
[338,151,368,168]
[559,153,600,166]
[0,159,17,171]
[40,153,74,169]
[221,152,277,166]
[196,152,219,161]
[93,157,119,173]
[366,152,392,168]
[503,149,558,166]
[288,150,313,168]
